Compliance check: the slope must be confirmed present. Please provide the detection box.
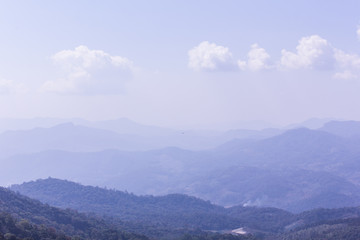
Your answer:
[0,187,149,240]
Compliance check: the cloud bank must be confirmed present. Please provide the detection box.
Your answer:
[41,46,134,94]
[189,27,360,79]
[333,49,360,79]
[188,41,235,71]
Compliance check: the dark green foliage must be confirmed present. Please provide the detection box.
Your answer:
[11,178,296,233]
[0,185,260,239]
[11,178,360,240]
[226,206,295,233]
[177,232,256,240]
[0,212,70,240]
[279,220,360,240]
[277,210,360,240]
[296,207,360,226]
[0,187,149,240]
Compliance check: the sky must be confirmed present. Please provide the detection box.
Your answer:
[0,0,360,129]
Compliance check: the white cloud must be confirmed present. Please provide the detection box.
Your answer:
[188,35,360,80]
[333,49,360,79]
[280,35,334,70]
[0,79,27,94]
[238,44,271,71]
[334,49,360,69]
[41,45,135,94]
[188,41,235,71]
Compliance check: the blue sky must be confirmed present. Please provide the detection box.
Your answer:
[0,1,360,129]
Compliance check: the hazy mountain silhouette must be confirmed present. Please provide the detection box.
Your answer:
[4,127,360,211]
[285,118,335,129]
[0,119,286,156]
[320,120,360,138]
[0,122,161,158]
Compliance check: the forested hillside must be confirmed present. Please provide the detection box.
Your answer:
[0,186,256,240]
[11,178,291,232]
[11,178,360,240]
[0,187,149,240]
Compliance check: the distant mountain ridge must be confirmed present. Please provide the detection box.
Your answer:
[0,122,158,157]
[285,118,337,129]
[0,120,285,157]
[4,120,360,212]
[320,120,360,138]
[0,117,173,136]
[4,125,360,211]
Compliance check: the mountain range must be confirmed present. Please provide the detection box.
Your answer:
[9,178,360,240]
[0,119,284,157]
[2,119,360,212]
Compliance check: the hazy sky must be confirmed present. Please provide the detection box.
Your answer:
[0,0,360,129]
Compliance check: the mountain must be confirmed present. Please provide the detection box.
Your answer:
[1,184,260,240]
[9,176,360,239]
[9,178,297,237]
[0,186,149,240]
[4,127,360,212]
[0,117,70,133]
[320,120,360,138]
[11,178,360,240]
[0,212,71,240]
[0,122,160,158]
[0,119,286,155]
[214,127,360,169]
[10,178,300,234]
[73,118,176,136]
[0,117,174,136]
[0,148,335,211]
[285,118,336,129]
[184,166,360,212]
[278,216,360,240]
[9,178,249,231]
[0,147,206,190]
[221,128,283,141]
[4,128,360,212]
